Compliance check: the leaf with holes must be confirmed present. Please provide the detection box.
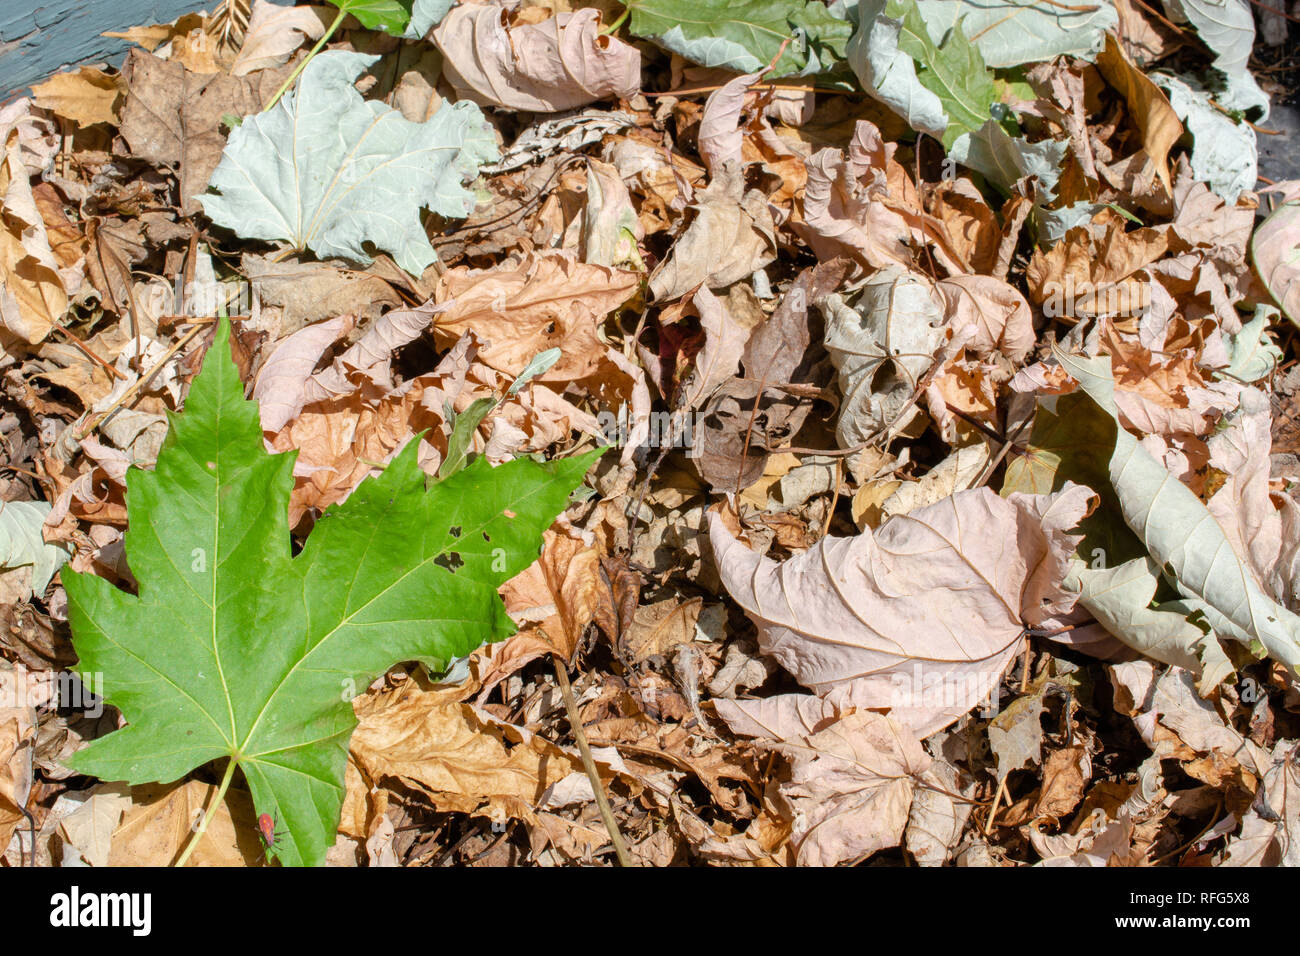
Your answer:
[62,318,602,866]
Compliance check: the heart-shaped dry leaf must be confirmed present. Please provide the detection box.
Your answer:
[709,483,1094,737]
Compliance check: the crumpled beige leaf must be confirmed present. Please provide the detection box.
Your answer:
[869,443,990,525]
[108,780,261,866]
[0,665,53,851]
[582,157,644,269]
[241,254,403,336]
[229,0,331,76]
[56,785,132,867]
[709,483,1095,738]
[821,268,947,446]
[432,5,639,112]
[1116,663,1271,789]
[938,274,1035,364]
[717,703,929,866]
[989,688,1046,782]
[434,251,640,380]
[675,285,763,411]
[648,164,777,301]
[697,259,851,491]
[1033,811,1142,865]
[1206,388,1300,607]
[905,749,975,866]
[1220,741,1299,867]
[0,109,72,344]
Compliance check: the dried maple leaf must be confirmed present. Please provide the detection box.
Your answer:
[710,484,1094,737]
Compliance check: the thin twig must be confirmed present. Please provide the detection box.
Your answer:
[550,650,633,867]
[75,321,210,441]
[983,776,1009,835]
[48,323,125,381]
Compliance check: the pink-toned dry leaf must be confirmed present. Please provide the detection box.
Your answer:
[1253,180,1300,325]
[432,5,639,112]
[937,274,1035,364]
[721,705,929,866]
[698,71,763,176]
[676,286,761,410]
[254,315,355,433]
[709,484,1094,737]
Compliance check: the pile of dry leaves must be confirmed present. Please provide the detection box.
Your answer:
[1,0,1299,867]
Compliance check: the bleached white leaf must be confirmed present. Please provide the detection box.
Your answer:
[949,119,1068,199]
[1160,0,1270,118]
[0,499,71,597]
[200,51,498,276]
[846,0,948,142]
[914,0,1115,67]
[1222,306,1282,383]
[1065,555,1234,691]
[1155,74,1256,202]
[405,0,453,38]
[1039,202,1102,243]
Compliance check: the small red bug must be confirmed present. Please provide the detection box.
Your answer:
[257,812,282,854]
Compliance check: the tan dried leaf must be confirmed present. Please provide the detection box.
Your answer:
[434,252,639,380]
[30,67,124,127]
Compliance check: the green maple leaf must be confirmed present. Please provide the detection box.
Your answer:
[329,0,414,35]
[886,0,997,149]
[63,319,602,866]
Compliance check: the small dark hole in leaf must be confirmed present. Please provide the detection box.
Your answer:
[435,552,464,573]
[450,526,462,538]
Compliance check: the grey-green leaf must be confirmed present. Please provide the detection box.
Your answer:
[200,50,498,276]
[0,499,70,597]
[1053,350,1300,675]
